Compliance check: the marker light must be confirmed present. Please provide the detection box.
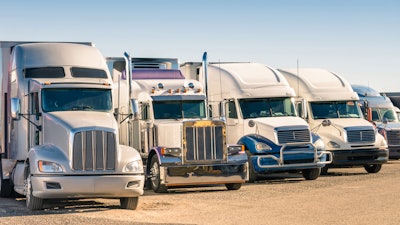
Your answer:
[188,82,195,89]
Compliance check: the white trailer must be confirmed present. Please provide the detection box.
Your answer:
[106,55,248,193]
[0,42,144,210]
[181,60,331,182]
[279,68,388,173]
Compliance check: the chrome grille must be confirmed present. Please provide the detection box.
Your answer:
[347,129,375,143]
[184,121,224,162]
[387,130,400,145]
[72,130,116,171]
[277,129,310,144]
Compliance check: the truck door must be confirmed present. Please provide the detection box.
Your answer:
[28,92,41,149]
[225,99,241,143]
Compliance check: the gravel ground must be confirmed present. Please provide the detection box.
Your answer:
[1,160,400,225]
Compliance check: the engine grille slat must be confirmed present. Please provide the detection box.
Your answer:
[277,129,310,144]
[387,130,400,145]
[184,122,224,162]
[347,129,375,143]
[72,130,116,171]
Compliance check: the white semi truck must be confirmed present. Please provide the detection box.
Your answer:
[181,59,331,182]
[352,84,400,160]
[0,42,144,210]
[279,68,388,174]
[106,54,248,193]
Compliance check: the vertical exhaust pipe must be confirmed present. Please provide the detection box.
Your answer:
[123,52,132,97]
[202,52,209,118]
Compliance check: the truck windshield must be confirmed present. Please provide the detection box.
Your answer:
[153,100,206,119]
[372,108,398,122]
[310,101,362,119]
[238,97,296,119]
[42,88,112,112]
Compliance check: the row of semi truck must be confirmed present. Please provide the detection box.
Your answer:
[0,41,395,211]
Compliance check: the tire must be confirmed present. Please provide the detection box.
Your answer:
[149,155,167,193]
[302,168,321,180]
[364,164,382,173]
[0,179,14,197]
[246,151,258,183]
[1,157,14,197]
[320,166,329,175]
[120,197,139,210]
[225,183,242,190]
[25,173,43,210]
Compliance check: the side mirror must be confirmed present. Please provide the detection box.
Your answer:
[11,98,21,120]
[130,99,140,120]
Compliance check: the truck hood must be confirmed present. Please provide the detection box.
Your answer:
[245,117,310,143]
[376,121,400,130]
[44,111,117,131]
[153,120,183,148]
[312,118,374,131]
[250,116,309,128]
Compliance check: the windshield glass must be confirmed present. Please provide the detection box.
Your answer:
[153,100,206,119]
[310,101,362,119]
[238,97,296,119]
[372,108,398,122]
[42,88,112,112]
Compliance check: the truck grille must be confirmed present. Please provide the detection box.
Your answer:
[277,129,310,144]
[386,130,400,145]
[346,129,375,143]
[184,121,225,162]
[72,130,116,171]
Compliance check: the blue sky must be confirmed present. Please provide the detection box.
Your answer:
[1,0,399,91]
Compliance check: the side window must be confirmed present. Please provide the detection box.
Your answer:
[31,92,39,120]
[226,100,238,119]
[141,103,149,120]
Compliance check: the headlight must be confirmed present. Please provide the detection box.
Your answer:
[255,142,272,151]
[161,147,182,157]
[327,141,340,148]
[228,145,244,155]
[379,139,388,150]
[314,138,325,151]
[38,160,63,173]
[124,160,143,173]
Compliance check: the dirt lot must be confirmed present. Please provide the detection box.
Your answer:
[1,161,400,225]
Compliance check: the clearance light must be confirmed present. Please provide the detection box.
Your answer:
[188,82,195,89]
[183,88,188,93]
[103,82,111,86]
[197,88,202,93]
[175,88,180,93]
[168,89,173,93]
[151,87,156,94]
[43,81,52,85]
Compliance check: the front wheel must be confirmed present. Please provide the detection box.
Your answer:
[246,151,258,183]
[120,197,139,210]
[302,168,321,180]
[149,155,168,193]
[364,164,382,173]
[25,173,43,210]
[225,183,242,190]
